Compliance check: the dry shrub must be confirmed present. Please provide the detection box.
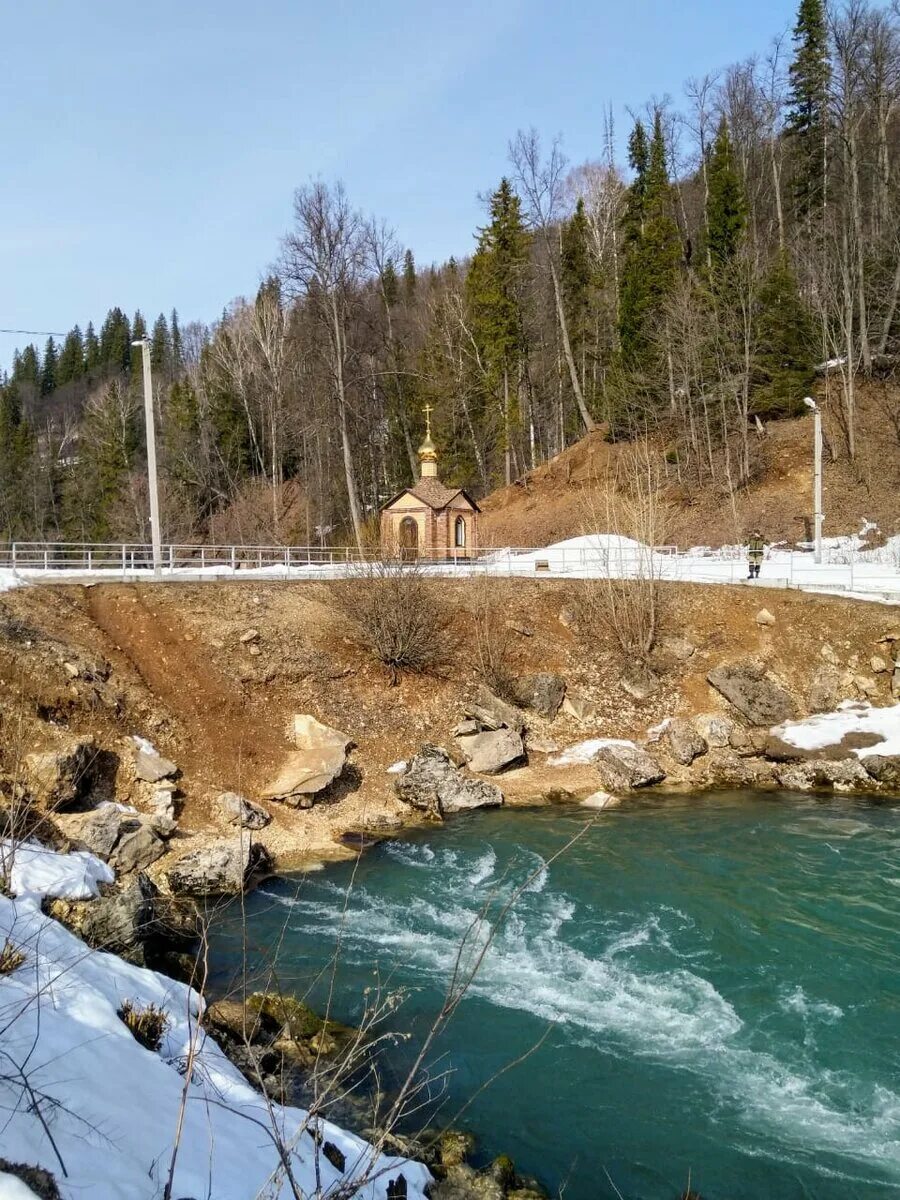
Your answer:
[468,576,516,698]
[332,561,451,684]
[118,1000,169,1052]
[575,444,673,662]
[0,938,25,975]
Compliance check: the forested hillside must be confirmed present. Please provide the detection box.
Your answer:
[3,0,900,551]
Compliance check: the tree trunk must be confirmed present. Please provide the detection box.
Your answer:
[546,252,596,433]
[331,296,364,551]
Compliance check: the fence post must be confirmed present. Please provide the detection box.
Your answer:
[201,547,206,571]
[285,546,291,577]
[87,548,92,572]
[43,547,48,571]
[11,544,16,570]
[121,545,126,579]
[231,546,236,574]
[169,545,174,571]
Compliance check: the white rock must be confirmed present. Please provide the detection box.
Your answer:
[581,791,620,809]
[756,608,776,626]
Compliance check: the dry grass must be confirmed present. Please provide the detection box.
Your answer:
[118,1000,169,1052]
[0,938,25,975]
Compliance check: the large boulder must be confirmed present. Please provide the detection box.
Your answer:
[218,791,271,830]
[707,661,796,726]
[75,804,130,860]
[395,745,504,818]
[108,819,167,873]
[455,728,525,775]
[23,736,99,810]
[80,874,157,957]
[702,750,776,789]
[132,739,178,784]
[861,754,900,788]
[464,685,525,733]
[693,713,736,750]
[591,742,665,791]
[807,664,845,714]
[510,673,566,720]
[665,719,708,766]
[166,838,272,897]
[774,758,872,792]
[261,716,351,804]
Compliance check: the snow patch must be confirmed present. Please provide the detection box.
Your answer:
[387,760,408,774]
[548,738,635,766]
[0,840,114,900]
[771,701,900,759]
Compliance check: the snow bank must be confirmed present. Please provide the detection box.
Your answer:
[0,568,22,592]
[0,840,114,900]
[548,737,635,766]
[0,867,429,1200]
[772,701,900,759]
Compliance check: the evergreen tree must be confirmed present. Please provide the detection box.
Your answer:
[56,326,86,386]
[84,322,100,371]
[381,260,399,308]
[705,117,746,271]
[465,178,530,481]
[402,249,417,303]
[79,380,139,539]
[619,113,682,366]
[753,255,816,416]
[99,307,132,373]
[0,381,34,535]
[13,344,40,388]
[561,198,595,397]
[622,120,650,246]
[170,308,183,373]
[786,0,831,221]
[40,337,58,395]
[150,312,172,376]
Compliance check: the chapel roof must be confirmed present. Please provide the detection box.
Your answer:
[383,478,481,512]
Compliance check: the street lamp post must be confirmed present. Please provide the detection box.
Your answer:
[803,396,823,564]
[132,338,162,578]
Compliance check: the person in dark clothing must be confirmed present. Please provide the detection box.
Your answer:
[747,530,765,579]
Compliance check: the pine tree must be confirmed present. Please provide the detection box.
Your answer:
[619,113,682,366]
[56,326,86,386]
[381,260,399,308]
[150,312,172,376]
[705,117,746,271]
[786,0,831,221]
[754,255,816,416]
[40,337,58,395]
[402,249,417,303]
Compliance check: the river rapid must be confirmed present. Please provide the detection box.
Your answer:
[208,793,900,1199]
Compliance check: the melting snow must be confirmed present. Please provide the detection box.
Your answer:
[772,701,900,759]
[548,738,635,766]
[0,840,114,900]
[0,844,430,1200]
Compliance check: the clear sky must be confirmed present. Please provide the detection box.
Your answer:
[0,0,795,368]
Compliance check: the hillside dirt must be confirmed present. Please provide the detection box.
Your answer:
[0,575,897,874]
[479,376,900,550]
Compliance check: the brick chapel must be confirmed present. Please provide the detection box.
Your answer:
[380,407,480,560]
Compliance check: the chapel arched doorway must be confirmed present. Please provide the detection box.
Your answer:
[399,516,419,562]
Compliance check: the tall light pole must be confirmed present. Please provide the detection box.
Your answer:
[132,338,162,578]
[803,396,823,564]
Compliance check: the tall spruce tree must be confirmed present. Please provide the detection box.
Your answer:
[619,113,682,366]
[0,381,34,535]
[56,326,86,386]
[100,308,132,373]
[705,117,746,271]
[13,344,40,389]
[402,249,417,303]
[754,255,816,416]
[170,308,183,373]
[786,0,831,222]
[40,337,58,395]
[561,197,595,399]
[151,312,172,376]
[465,178,530,483]
[84,322,100,371]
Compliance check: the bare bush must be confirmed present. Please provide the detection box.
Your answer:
[332,561,451,684]
[575,444,673,662]
[467,577,517,698]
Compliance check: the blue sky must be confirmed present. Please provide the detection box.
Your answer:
[0,0,794,368]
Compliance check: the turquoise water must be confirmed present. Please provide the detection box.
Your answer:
[208,794,900,1199]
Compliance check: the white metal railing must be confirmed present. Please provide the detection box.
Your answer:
[0,540,898,598]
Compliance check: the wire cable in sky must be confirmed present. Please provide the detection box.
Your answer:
[0,328,67,337]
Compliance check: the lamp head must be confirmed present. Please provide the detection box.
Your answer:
[131,338,148,348]
[803,396,818,411]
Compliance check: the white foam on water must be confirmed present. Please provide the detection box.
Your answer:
[271,837,900,1182]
